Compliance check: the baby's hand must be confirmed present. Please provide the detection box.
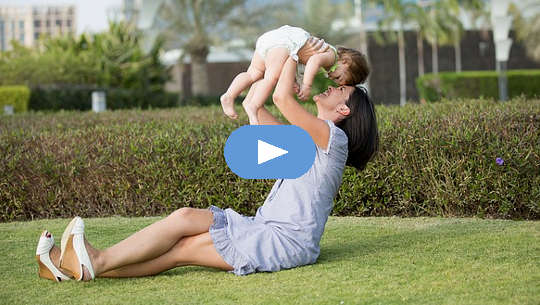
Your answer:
[298,84,312,101]
[293,82,300,95]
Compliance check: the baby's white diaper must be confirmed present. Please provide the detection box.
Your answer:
[255,25,310,62]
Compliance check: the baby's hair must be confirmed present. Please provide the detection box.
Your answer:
[337,47,370,85]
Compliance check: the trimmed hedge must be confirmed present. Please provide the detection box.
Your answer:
[29,85,179,111]
[416,70,540,102]
[0,86,30,114]
[0,98,539,221]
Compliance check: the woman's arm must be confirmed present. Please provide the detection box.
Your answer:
[272,57,330,149]
[298,50,335,100]
[256,106,282,125]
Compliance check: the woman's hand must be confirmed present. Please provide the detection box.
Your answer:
[298,83,312,101]
[297,37,329,64]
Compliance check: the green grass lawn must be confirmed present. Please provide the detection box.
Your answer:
[1,217,538,305]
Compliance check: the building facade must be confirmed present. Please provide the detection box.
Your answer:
[0,5,76,52]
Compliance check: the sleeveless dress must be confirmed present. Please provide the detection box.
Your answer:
[209,120,348,275]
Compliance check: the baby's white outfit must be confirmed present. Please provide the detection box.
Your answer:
[255,25,311,62]
[255,25,337,84]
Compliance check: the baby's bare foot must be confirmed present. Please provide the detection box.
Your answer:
[220,94,238,119]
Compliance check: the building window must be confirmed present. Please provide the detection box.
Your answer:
[56,20,61,26]
[34,32,39,40]
[66,20,71,27]
[19,21,24,30]
[19,33,24,43]
[34,20,41,27]
[46,20,50,27]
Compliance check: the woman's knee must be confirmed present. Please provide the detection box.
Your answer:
[168,207,196,222]
[166,207,213,234]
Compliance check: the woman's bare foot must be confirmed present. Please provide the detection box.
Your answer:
[48,245,73,278]
[220,94,238,119]
[80,238,100,281]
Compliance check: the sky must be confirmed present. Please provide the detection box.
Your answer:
[0,0,122,34]
[0,0,537,35]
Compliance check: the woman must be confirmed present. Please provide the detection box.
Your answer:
[35,45,379,282]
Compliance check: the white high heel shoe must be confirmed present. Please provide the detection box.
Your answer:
[59,217,95,281]
[35,230,72,282]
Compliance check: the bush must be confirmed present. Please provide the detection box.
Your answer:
[29,85,179,111]
[416,70,540,102]
[0,98,538,221]
[0,86,30,114]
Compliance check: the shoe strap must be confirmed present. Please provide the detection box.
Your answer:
[73,233,95,279]
[36,234,54,255]
[72,218,85,235]
[40,253,71,281]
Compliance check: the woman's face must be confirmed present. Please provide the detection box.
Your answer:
[313,85,354,108]
[313,85,354,121]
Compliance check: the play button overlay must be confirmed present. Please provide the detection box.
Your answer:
[224,125,316,179]
[258,140,288,164]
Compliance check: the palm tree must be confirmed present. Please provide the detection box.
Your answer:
[444,0,487,73]
[355,0,371,90]
[424,1,446,75]
[155,0,287,96]
[411,3,431,77]
[512,2,540,61]
[294,0,354,45]
[438,0,464,72]
[375,0,415,106]
[459,0,488,31]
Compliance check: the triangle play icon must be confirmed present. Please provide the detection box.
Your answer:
[258,140,288,165]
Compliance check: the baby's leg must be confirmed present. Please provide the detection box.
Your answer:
[243,47,289,125]
[220,53,265,119]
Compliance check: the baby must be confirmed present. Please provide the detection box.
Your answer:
[220,25,369,125]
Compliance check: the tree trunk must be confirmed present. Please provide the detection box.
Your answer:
[431,36,439,75]
[398,29,406,106]
[356,0,370,91]
[190,49,210,96]
[417,31,424,77]
[454,39,462,72]
[359,28,370,90]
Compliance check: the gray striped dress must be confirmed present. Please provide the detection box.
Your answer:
[209,120,348,275]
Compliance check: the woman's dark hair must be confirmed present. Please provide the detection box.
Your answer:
[336,86,379,171]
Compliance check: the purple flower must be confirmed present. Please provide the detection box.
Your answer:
[496,157,504,166]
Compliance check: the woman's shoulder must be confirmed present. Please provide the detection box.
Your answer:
[320,120,348,155]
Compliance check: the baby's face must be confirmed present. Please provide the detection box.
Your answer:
[328,61,350,86]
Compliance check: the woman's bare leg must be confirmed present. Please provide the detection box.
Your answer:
[98,232,232,278]
[220,52,265,119]
[242,48,289,125]
[80,208,214,280]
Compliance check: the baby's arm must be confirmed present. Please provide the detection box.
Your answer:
[298,50,336,100]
